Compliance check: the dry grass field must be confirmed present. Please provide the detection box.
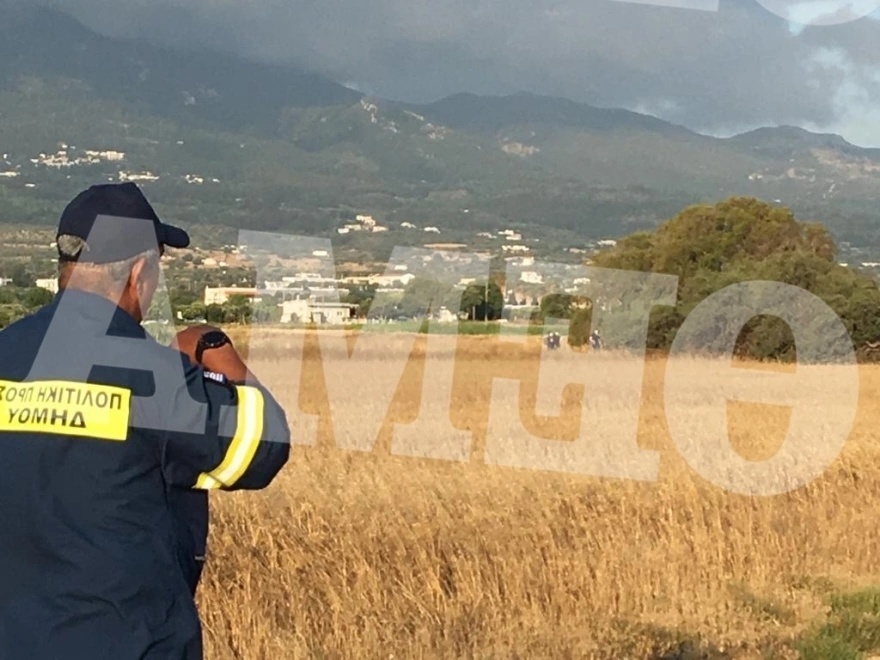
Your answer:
[195,328,880,659]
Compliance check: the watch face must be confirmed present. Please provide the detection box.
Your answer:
[201,330,229,348]
[196,330,231,364]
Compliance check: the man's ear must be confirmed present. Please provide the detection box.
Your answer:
[129,256,148,285]
[128,256,156,311]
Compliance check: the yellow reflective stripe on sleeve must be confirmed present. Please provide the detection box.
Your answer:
[195,386,265,490]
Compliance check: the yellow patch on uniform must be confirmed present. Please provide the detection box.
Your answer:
[0,379,132,442]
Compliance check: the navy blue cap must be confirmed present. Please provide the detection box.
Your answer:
[56,182,190,263]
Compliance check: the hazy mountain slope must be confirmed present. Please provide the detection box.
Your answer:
[0,3,878,247]
[0,3,362,133]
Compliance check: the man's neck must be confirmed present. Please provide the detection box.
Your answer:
[60,285,142,324]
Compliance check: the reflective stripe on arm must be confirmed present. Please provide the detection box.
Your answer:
[194,385,265,490]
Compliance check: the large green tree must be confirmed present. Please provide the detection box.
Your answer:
[591,197,880,360]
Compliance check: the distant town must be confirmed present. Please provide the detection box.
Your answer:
[194,245,601,326]
[0,206,621,327]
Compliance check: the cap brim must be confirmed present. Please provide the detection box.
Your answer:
[159,223,190,249]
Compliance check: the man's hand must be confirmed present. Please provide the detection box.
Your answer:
[171,325,222,365]
[171,325,254,384]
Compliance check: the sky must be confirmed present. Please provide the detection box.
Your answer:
[46,0,880,147]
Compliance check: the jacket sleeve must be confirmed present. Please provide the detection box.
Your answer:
[160,360,291,491]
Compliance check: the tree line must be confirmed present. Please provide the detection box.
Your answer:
[1,196,877,363]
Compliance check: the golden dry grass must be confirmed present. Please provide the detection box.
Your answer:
[196,329,880,659]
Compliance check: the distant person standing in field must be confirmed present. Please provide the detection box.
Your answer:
[0,183,290,659]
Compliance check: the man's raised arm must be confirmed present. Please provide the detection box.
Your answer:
[162,326,291,491]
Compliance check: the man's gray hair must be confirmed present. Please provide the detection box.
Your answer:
[57,235,159,291]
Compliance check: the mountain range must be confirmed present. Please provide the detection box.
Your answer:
[1,2,880,251]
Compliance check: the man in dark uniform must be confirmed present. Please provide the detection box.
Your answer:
[0,183,291,659]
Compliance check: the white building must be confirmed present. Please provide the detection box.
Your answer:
[343,273,416,288]
[204,287,259,305]
[118,171,159,183]
[435,306,458,323]
[280,299,356,325]
[36,278,59,294]
[281,273,337,286]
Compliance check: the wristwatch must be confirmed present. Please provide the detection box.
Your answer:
[195,330,232,365]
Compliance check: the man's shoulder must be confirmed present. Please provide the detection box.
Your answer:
[0,307,53,348]
[1,305,50,330]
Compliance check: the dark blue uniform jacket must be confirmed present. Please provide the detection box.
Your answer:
[0,289,291,659]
